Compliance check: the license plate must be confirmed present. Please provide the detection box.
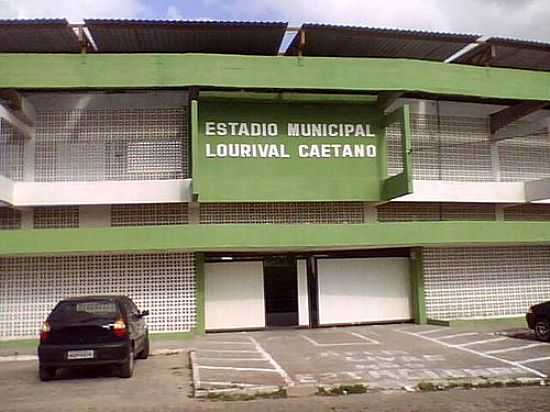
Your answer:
[67,350,94,360]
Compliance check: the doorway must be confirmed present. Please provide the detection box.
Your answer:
[263,257,299,327]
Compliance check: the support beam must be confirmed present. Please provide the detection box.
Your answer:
[489,101,549,135]
[0,90,36,139]
[493,116,550,141]
[376,92,404,112]
[525,177,550,202]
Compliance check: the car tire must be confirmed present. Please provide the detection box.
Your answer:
[137,334,150,360]
[39,365,56,381]
[119,344,135,378]
[535,320,550,342]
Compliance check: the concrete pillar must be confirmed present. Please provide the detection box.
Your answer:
[80,205,111,228]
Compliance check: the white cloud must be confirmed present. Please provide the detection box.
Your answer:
[207,0,550,42]
[0,0,147,23]
[165,5,183,20]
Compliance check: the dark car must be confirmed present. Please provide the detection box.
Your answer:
[38,295,150,381]
[526,301,550,342]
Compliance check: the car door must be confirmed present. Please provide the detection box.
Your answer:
[126,298,146,350]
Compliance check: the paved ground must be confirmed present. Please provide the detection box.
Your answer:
[190,324,550,393]
[1,324,549,411]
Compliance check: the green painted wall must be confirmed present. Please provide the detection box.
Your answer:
[1,54,550,102]
[195,101,385,201]
[2,221,550,256]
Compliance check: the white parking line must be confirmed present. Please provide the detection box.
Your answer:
[300,334,380,347]
[485,343,547,355]
[197,349,258,354]
[196,357,267,362]
[198,365,280,373]
[438,332,479,340]
[415,329,445,335]
[518,357,550,365]
[347,331,381,345]
[247,335,295,386]
[456,337,508,347]
[202,341,255,345]
[397,329,547,378]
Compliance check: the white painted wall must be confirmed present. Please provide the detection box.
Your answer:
[12,179,192,206]
[205,261,265,330]
[0,175,14,205]
[297,259,309,327]
[395,180,526,203]
[317,257,412,325]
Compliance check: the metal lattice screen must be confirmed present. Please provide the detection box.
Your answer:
[0,252,196,338]
[35,109,187,182]
[377,202,496,222]
[423,246,550,320]
[200,202,365,224]
[33,207,79,229]
[111,203,189,226]
[498,134,550,182]
[0,119,24,181]
[0,207,21,230]
[386,114,493,182]
[504,204,550,221]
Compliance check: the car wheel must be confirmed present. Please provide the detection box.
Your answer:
[137,334,150,360]
[39,365,56,381]
[535,320,550,342]
[119,344,135,378]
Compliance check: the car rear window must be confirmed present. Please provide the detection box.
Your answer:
[49,300,121,320]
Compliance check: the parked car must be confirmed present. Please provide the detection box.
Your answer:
[526,301,550,342]
[38,295,150,381]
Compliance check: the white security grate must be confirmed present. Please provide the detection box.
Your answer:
[423,246,550,320]
[0,252,196,338]
[498,134,550,182]
[0,119,24,181]
[111,203,189,226]
[0,207,21,230]
[387,114,493,182]
[504,204,550,221]
[35,109,187,182]
[378,202,496,222]
[33,207,80,229]
[200,202,365,224]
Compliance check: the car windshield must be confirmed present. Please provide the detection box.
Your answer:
[49,300,120,321]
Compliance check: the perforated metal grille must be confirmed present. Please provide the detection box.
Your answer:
[0,207,21,230]
[504,204,550,221]
[35,109,187,182]
[378,202,496,222]
[33,207,79,229]
[200,202,365,224]
[387,114,493,182]
[423,246,550,320]
[0,119,24,180]
[498,135,550,182]
[0,253,196,338]
[111,203,189,226]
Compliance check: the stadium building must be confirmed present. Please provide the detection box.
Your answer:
[1,19,550,338]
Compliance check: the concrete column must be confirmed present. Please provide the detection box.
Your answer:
[23,137,35,181]
[364,203,378,223]
[189,201,200,224]
[19,208,33,229]
[495,204,505,221]
[80,205,111,228]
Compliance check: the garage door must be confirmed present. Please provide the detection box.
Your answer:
[205,261,265,330]
[317,257,412,325]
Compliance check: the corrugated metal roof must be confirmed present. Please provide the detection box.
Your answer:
[455,37,550,71]
[285,24,479,60]
[0,19,81,52]
[85,19,287,55]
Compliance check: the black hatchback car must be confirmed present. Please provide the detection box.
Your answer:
[526,301,550,342]
[38,295,150,381]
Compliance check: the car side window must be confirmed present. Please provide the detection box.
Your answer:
[124,298,140,318]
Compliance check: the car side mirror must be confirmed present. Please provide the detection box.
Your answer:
[141,310,150,317]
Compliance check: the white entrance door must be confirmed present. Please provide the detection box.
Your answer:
[205,261,265,330]
[317,257,412,325]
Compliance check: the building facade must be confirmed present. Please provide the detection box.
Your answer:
[1,20,550,339]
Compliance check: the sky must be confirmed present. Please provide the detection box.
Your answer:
[1,0,550,43]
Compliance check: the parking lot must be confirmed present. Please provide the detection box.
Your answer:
[190,324,550,394]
